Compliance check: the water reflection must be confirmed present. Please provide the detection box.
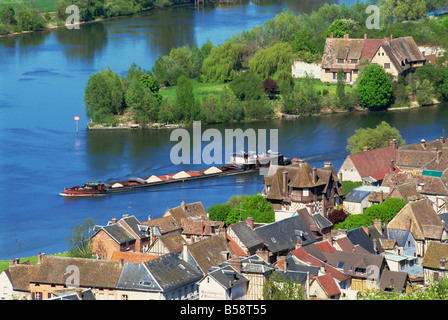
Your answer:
[53,22,108,62]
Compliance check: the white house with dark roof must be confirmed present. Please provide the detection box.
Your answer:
[198,265,249,300]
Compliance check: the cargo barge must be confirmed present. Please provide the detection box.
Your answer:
[60,151,290,197]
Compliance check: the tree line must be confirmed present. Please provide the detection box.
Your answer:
[82,0,448,125]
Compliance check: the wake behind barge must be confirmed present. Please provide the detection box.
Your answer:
[61,151,290,197]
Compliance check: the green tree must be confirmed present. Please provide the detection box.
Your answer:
[291,29,316,53]
[140,74,162,103]
[262,272,307,300]
[346,121,405,154]
[363,198,408,223]
[356,64,394,110]
[248,42,293,80]
[229,71,264,101]
[201,40,243,83]
[175,75,198,124]
[334,214,371,231]
[325,19,349,38]
[66,218,96,258]
[208,203,232,222]
[225,194,274,226]
[220,86,243,122]
[0,5,17,25]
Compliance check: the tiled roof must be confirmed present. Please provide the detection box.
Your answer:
[382,172,448,196]
[347,145,397,180]
[315,274,341,296]
[388,199,446,240]
[226,233,249,257]
[158,232,187,253]
[5,264,34,292]
[31,255,124,289]
[111,251,159,263]
[422,241,448,269]
[141,215,181,234]
[187,235,236,274]
[379,270,409,292]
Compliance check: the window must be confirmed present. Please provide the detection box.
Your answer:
[303,188,309,197]
[353,70,358,74]
[333,72,337,80]
[337,261,345,269]
[337,59,344,63]
[384,63,390,69]
[122,294,128,300]
[351,59,358,63]
[325,69,330,73]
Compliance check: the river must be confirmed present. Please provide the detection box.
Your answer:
[0,0,447,260]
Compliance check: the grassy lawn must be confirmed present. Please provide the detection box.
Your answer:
[293,77,355,95]
[0,0,59,12]
[160,80,227,101]
[0,252,70,273]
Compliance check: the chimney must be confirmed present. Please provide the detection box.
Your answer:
[389,139,398,149]
[437,150,442,162]
[182,244,188,261]
[295,238,302,249]
[390,34,393,41]
[364,34,367,40]
[374,219,382,234]
[339,172,343,182]
[421,139,426,150]
[319,263,326,276]
[343,34,349,39]
[363,146,368,152]
[440,137,446,144]
[221,251,230,261]
[276,256,286,271]
[380,190,384,203]
[37,253,45,264]
[245,216,255,229]
[256,249,269,263]
[147,215,151,221]
[9,259,18,268]
[324,161,332,167]
[181,200,186,210]
[324,233,333,246]
[122,214,129,219]
[390,159,395,172]
[292,158,301,166]
[373,238,379,253]
[228,258,242,273]
[330,32,334,38]
[312,167,317,183]
[283,170,288,195]
[111,217,117,224]
[119,258,125,267]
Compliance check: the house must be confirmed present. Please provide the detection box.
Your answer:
[387,199,448,257]
[162,201,208,226]
[379,270,411,293]
[321,34,426,84]
[310,274,341,299]
[386,228,417,257]
[422,241,448,283]
[262,159,343,217]
[146,231,187,256]
[181,234,236,275]
[117,252,203,300]
[388,183,424,203]
[0,259,33,300]
[90,214,152,260]
[382,172,448,214]
[29,254,125,300]
[226,217,265,256]
[181,217,225,243]
[229,255,275,300]
[141,215,182,237]
[395,137,448,171]
[323,250,388,293]
[48,288,96,300]
[254,215,316,264]
[337,140,399,184]
[198,265,249,300]
[343,185,390,215]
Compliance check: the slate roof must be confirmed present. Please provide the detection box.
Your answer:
[254,215,316,253]
[228,220,264,250]
[285,255,319,277]
[143,252,203,292]
[312,213,333,230]
[323,250,385,278]
[120,215,150,239]
[92,223,136,245]
[379,270,409,292]
[207,265,249,290]
[347,227,376,254]
[117,262,161,292]
[239,255,275,275]
[386,228,413,248]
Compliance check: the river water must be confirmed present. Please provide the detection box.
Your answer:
[0,0,447,260]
